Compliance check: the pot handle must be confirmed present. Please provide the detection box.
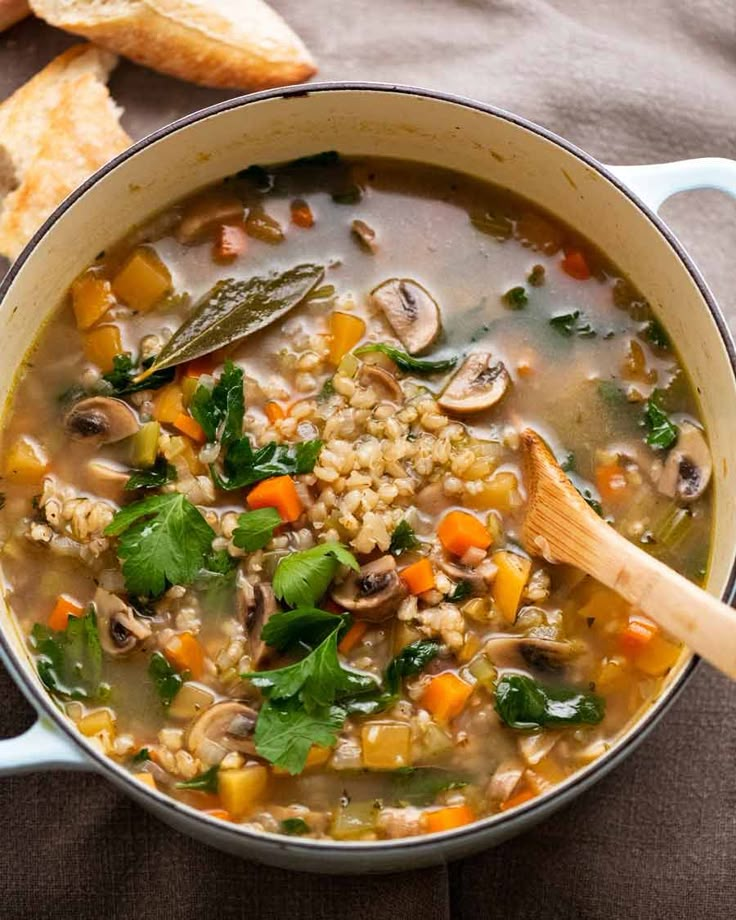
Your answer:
[607,157,736,213]
[0,717,91,775]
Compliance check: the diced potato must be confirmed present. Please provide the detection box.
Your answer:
[78,708,116,737]
[168,682,215,721]
[131,421,160,468]
[329,311,366,364]
[4,436,48,484]
[134,772,157,790]
[361,721,412,769]
[83,324,122,372]
[466,471,520,513]
[218,766,269,819]
[635,635,682,676]
[421,722,453,760]
[112,247,172,312]
[491,551,532,623]
[71,272,114,330]
[152,383,184,424]
[331,801,378,840]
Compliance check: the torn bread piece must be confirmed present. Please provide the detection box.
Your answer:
[0,0,30,31]
[0,44,132,260]
[29,0,317,90]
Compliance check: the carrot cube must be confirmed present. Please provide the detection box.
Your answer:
[247,475,303,523]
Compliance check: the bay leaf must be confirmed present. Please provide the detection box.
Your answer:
[136,263,324,381]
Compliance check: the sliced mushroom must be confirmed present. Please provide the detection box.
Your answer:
[438,353,510,414]
[87,460,131,486]
[65,397,140,443]
[483,635,577,673]
[415,481,453,516]
[351,219,377,253]
[657,421,712,502]
[94,586,151,656]
[433,550,487,594]
[370,278,440,354]
[487,758,525,802]
[358,363,403,401]
[176,193,244,244]
[518,731,561,766]
[239,580,278,669]
[186,700,259,764]
[331,555,408,622]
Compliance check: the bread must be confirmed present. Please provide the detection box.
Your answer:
[0,44,132,260]
[0,0,30,31]
[29,0,317,90]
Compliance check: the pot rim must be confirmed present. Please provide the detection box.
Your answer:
[1,81,734,854]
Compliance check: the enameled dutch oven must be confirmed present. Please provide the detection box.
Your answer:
[1,84,735,873]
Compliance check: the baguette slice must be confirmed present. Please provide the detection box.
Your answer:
[29,0,317,90]
[0,44,131,260]
[0,0,30,31]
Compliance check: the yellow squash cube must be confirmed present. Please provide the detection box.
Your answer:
[71,273,114,330]
[361,721,412,769]
[112,247,172,312]
[218,766,269,819]
[491,551,532,623]
[4,436,48,484]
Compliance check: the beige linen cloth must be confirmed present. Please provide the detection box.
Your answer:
[0,2,735,918]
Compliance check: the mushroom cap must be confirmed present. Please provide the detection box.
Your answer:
[331,555,408,622]
[657,421,712,502]
[65,397,140,443]
[370,278,440,355]
[94,586,151,656]
[186,700,259,763]
[357,363,403,402]
[438,353,510,414]
[240,580,278,669]
[432,550,487,594]
[483,635,577,673]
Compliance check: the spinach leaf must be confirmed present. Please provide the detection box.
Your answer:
[503,286,528,309]
[280,817,310,836]
[549,310,596,338]
[390,768,470,805]
[31,608,104,701]
[213,437,322,491]
[354,343,456,374]
[290,150,341,168]
[125,456,177,491]
[232,507,282,552]
[131,747,150,764]
[342,639,440,716]
[149,651,184,706]
[176,765,219,793]
[446,581,472,603]
[644,393,678,449]
[389,520,420,556]
[137,265,324,379]
[261,608,349,652]
[102,353,176,396]
[105,493,216,597]
[272,542,359,608]
[495,674,604,730]
[190,360,244,446]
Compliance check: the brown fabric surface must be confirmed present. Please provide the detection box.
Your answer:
[1,3,735,917]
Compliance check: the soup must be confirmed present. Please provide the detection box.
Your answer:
[0,154,711,840]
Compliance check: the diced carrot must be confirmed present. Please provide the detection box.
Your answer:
[83,324,122,372]
[338,620,368,654]
[71,273,114,330]
[247,475,303,523]
[328,311,366,364]
[183,354,221,378]
[424,804,476,833]
[173,411,207,445]
[421,672,474,723]
[48,595,84,632]
[400,558,436,595]
[595,464,628,503]
[290,199,315,228]
[152,383,184,424]
[213,222,248,262]
[265,401,286,424]
[499,788,537,812]
[620,612,659,654]
[437,510,492,557]
[203,808,233,822]
[164,632,205,680]
[561,249,591,280]
[134,772,157,790]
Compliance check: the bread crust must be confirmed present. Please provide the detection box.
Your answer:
[29,0,317,89]
[0,0,30,32]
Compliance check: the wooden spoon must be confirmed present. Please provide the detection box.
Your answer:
[520,428,736,679]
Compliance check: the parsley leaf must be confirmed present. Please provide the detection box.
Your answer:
[102,353,175,396]
[105,493,216,597]
[643,318,670,350]
[273,542,359,608]
[389,520,420,556]
[495,674,605,730]
[195,550,238,610]
[280,817,310,835]
[232,507,282,552]
[253,698,345,774]
[125,456,177,491]
[503,286,528,309]
[149,651,183,706]
[213,438,322,490]
[354,343,456,374]
[560,452,576,473]
[549,310,596,338]
[31,608,104,700]
[131,748,150,764]
[644,393,678,449]
[176,765,219,793]
[261,608,349,652]
[190,360,244,446]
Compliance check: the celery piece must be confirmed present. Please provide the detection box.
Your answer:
[131,421,160,468]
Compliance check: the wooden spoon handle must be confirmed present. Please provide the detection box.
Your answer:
[586,519,736,678]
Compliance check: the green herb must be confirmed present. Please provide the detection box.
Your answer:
[252,697,345,775]
[495,674,605,730]
[527,264,546,287]
[190,360,245,446]
[280,817,310,836]
[176,765,219,793]
[560,452,576,473]
[317,376,336,402]
[105,492,216,597]
[354,343,457,374]
[125,457,177,491]
[137,265,324,379]
[580,487,603,516]
[272,542,359,608]
[644,393,678,449]
[470,211,513,240]
[390,768,469,805]
[237,164,274,191]
[131,748,150,764]
[503,286,528,309]
[644,318,670,350]
[102,353,175,395]
[232,507,282,552]
[342,639,441,716]
[447,581,472,603]
[213,437,322,491]
[291,150,340,168]
[31,608,104,701]
[149,651,184,706]
[195,549,238,610]
[549,310,596,338]
[261,608,349,652]
[332,185,363,205]
[389,520,420,556]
